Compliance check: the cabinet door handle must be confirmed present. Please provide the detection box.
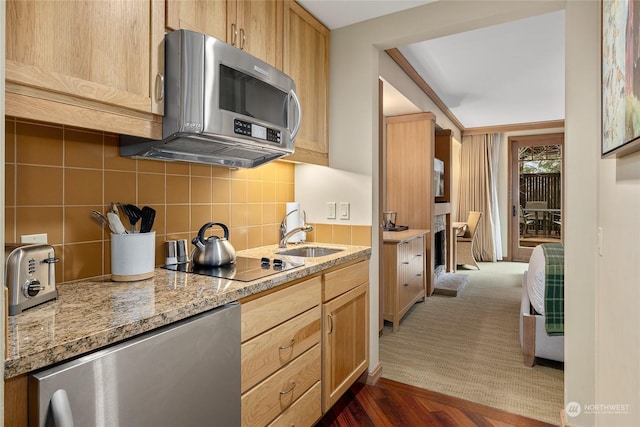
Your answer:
[278,338,295,350]
[403,283,409,287]
[155,73,164,102]
[239,28,246,50]
[402,261,410,265]
[231,23,237,46]
[328,314,334,334]
[280,381,297,395]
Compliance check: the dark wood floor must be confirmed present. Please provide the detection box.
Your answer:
[316,378,556,427]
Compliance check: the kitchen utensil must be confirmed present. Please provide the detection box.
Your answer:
[107,212,128,235]
[191,222,236,267]
[120,203,142,233]
[5,243,59,315]
[90,210,115,233]
[111,231,155,281]
[139,206,156,233]
[176,239,189,263]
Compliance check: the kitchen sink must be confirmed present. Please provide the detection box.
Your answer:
[276,246,344,258]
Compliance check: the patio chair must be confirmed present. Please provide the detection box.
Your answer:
[456,211,482,270]
[519,206,535,236]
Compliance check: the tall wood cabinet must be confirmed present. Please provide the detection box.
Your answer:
[282,1,330,166]
[385,112,436,295]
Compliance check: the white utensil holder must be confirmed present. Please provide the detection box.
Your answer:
[111,232,156,281]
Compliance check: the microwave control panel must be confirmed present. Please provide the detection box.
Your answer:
[234,119,281,143]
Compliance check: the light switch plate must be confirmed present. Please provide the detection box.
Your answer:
[21,233,48,244]
[339,202,350,220]
[327,202,337,219]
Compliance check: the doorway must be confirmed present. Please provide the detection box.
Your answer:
[509,133,564,262]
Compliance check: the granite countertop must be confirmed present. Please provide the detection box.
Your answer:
[5,243,371,379]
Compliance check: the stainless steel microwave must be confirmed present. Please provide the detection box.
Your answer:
[121,29,301,168]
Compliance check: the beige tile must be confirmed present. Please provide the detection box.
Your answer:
[104,134,136,171]
[64,242,103,282]
[5,207,16,243]
[247,204,262,226]
[230,204,248,228]
[275,183,294,203]
[17,165,63,206]
[333,225,352,245]
[211,166,230,178]
[262,203,277,225]
[351,225,372,246]
[65,205,104,243]
[275,162,294,183]
[138,173,166,205]
[166,175,190,204]
[230,168,248,180]
[148,205,165,236]
[16,206,63,245]
[247,226,263,248]
[262,181,276,203]
[5,118,16,163]
[52,244,64,283]
[65,128,103,169]
[65,169,103,206]
[104,171,137,206]
[191,176,212,204]
[261,162,277,182]
[166,205,190,234]
[246,166,263,181]
[212,178,231,203]
[138,159,165,173]
[166,161,190,175]
[231,179,247,203]
[262,224,279,246]
[313,223,333,243]
[191,164,212,177]
[212,204,231,226]
[16,121,63,166]
[247,180,262,203]
[229,226,248,251]
[5,164,15,207]
[191,205,213,231]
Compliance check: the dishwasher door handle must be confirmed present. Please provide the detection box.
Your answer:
[51,389,75,427]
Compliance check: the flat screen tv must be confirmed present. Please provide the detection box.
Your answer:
[434,158,445,198]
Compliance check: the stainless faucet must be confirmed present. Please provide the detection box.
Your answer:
[279,209,313,248]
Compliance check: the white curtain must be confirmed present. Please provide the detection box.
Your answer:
[457,133,503,262]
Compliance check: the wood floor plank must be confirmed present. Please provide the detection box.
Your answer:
[316,378,556,427]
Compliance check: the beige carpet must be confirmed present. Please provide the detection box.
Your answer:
[379,261,564,425]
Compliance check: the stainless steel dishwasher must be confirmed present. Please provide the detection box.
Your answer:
[29,303,240,427]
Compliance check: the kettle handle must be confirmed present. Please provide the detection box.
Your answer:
[194,222,230,247]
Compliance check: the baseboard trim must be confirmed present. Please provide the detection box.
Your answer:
[365,362,383,385]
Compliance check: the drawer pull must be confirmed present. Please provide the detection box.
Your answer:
[416,273,422,277]
[279,381,297,395]
[402,261,410,265]
[403,283,409,287]
[278,339,295,350]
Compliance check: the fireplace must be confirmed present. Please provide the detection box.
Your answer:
[434,215,447,277]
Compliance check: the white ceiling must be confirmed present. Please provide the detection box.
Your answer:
[297,0,565,129]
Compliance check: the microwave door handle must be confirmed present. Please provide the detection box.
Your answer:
[289,89,302,139]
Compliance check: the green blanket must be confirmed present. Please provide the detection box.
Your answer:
[542,243,565,336]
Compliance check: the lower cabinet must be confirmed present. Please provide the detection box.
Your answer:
[382,230,427,332]
[321,260,370,412]
[240,276,322,427]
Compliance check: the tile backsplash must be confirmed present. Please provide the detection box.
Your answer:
[5,118,371,283]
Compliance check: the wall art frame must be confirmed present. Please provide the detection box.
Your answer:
[602,0,640,158]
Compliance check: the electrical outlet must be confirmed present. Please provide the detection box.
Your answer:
[327,202,337,219]
[21,233,48,244]
[339,202,350,220]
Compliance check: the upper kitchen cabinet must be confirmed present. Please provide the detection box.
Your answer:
[5,0,165,139]
[166,0,283,69]
[283,1,330,166]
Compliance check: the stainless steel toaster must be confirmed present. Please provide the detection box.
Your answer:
[5,244,59,316]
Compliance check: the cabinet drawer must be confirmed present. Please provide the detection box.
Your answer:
[242,345,321,427]
[242,306,321,393]
[323,260,368,302]
[411,235,425,256]
[268,381,321,427]
[242,276,321,342]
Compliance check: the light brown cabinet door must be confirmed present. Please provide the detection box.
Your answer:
[6,0,164,137]
[234,0,283,68]
[166,0,230,41]
[322,282,369,412]
[283,0,330,166]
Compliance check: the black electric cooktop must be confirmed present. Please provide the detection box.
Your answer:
[162,256,305,282]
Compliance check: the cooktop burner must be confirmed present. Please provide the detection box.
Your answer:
[162,256,304,282]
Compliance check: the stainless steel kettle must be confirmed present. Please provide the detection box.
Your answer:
[191,222,236,266]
